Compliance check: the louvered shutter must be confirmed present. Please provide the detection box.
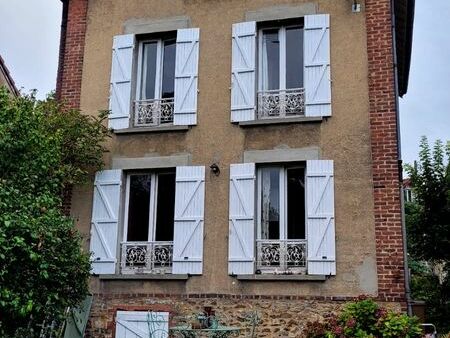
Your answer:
[306,160,336,275]
[89,170,122,274]
[172,166,205,274]
[109,34,134,130]
[304,14,331,117]
[115,311,169,338]
[174,28,199,125]
[228,163,256,275]
[231,21,256,122]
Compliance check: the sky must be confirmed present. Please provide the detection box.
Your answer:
[0,0,448,165]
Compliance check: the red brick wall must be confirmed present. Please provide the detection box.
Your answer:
[56,0,88,212]
[55,0,88,109]
[365,0,406,302]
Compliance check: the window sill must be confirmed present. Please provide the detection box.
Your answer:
[113,125,189,134]
[238,116,322,127]
[98,274,189,280]
[235,274,327,281]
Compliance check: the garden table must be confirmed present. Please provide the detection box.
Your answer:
[170,325,240,338]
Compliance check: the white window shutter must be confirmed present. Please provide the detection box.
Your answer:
[172,166,205,274]
[174,28,200,126]
[304,14,331,117]
[306,160,336,275]
[89,169,122,275]
[228,163,256,275]
[231,21,256,122]
[109,34,134,130]
[115,311,169,338]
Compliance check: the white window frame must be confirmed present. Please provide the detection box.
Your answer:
[257,24,303,92]
[136,38,176,102]
[256,165,307,241]
[122,172,164,242]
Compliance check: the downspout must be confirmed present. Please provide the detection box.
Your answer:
[390,0,413,316]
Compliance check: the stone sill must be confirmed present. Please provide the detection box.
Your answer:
[113,125,189,134]
[238,116,323,127]
[98,274,189,280]
[236,274,327,281]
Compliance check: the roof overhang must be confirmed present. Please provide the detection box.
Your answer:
[394,0,415,97]
[0,55,19,96]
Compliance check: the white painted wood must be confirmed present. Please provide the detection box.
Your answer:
[174,28,199,125]
[228,163,256,275]
[304,14,331,117]
[90,170,122,274]
[109,34,134,130]
[173,166,205,274]
[115,311,169,338]
[306,160,336,275]
[231,21,256,122]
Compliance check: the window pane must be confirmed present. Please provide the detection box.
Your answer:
[261,30,280,90]
[154,171,176,241]
[127,174,151,241]
[286,27,303,89]
[140,42,157,100]
[287,168,305,239]
[260,168,280,239]
[161,39,176,99]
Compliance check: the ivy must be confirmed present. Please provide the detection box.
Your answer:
[0,87,109,337]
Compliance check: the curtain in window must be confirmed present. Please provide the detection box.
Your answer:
[261,30,280,91]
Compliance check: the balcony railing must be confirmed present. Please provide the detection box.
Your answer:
[120,241,173,274]
[257,88,305,119]
[256,239,307,273]
[133,98,174,127]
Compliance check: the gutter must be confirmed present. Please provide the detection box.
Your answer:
[390,0,413,316]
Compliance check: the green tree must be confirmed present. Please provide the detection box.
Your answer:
[405,136,450,332]
[0,88,109,337]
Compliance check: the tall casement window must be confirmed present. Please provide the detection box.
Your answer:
[108,28,199,130]
[257,166,306,273]
[231,15,331,122]
[89,167,205,276]
[135,34,177,126]
[122,171,176,274]
[258,23,304,119]
[228,161,335,276]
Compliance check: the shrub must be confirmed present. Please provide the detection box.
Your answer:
[304,297,422,338]
[0,88,108,337]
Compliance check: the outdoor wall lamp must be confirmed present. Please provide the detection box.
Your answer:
[210,163,220,176]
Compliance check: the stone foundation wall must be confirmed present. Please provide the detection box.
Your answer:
[86,294,402,338]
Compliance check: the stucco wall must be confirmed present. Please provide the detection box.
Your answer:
[72,0,377,299]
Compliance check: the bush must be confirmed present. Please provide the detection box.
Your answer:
[0,88,109,337]
[304,297,422,338]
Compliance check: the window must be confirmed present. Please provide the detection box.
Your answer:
[257,22,305,119]
[404,187,413,203]
[134,34,177,127]
[228,160,335,276]
[231,15,331,123]
[256,165,307,273]
[121,170,176,274]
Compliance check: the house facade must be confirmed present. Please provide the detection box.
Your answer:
[56,0,414,336]
[0,55,19,96]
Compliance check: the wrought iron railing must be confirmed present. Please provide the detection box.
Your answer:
[256,239,307,273]
[120,241,173,274]
[133,98,174,127]
[257,88,305,119]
